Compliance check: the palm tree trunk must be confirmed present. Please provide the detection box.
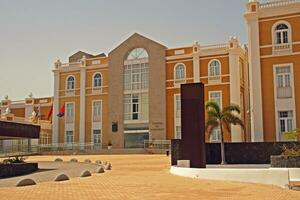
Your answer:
[220,124,226,165]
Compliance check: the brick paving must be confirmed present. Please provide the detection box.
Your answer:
[0,155,299,200]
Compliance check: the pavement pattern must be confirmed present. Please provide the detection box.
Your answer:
[0,154,299,200]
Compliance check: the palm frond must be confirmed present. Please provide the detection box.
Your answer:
[223,104,241,114]
[207,109,219,119]
[222,112,244,129]
[205,100,221,116]
[205,118,220,134]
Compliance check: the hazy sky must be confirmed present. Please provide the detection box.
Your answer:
[0,0,251,100]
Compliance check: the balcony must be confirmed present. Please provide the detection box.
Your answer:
[65,89,75,96]
[273,43,291,55]
[208,76,221,84]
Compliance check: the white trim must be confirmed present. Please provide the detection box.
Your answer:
[79,67,86,144]
[208,90,223,109]
[92,71,103,92]
[246,12,264,142]
[65,102,75,143]
[52,70,60,143]
[193,53,200,83]
[166,77,194,82]
[173,93,181,139]
[91,100,102,146]
[259,14,300,23]
[261,51,300,58]
[260,41,300,49]
[208,59,222,84]
[173,63,187,83]
[65,75,75,96]
[166,82,230,90]
[271,20,293,54]
[91,99,102,123]
[166,59,193,64]
[273,63,296,141]
[124,130,149,134]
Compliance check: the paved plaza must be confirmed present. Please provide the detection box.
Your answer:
[0,155,299,200]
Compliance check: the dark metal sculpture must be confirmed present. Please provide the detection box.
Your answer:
[171,83,206,168]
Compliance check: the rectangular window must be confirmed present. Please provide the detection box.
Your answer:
[209,91,222,108]
[276,32,282,44]
[132,95,139,120]
[124,93,148,121]
[93,101,102,122]
[283,31,288,44]
[279,111,294,134]
[275,66,292,98]
[175,95,181,118]
[124,62,149,91]
[65,131,74,144]
[66,103,74,123]
[210,127,221,142]
[93,129,101,145]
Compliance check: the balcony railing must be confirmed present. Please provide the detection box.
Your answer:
[208,76,221,84]
[274,43,291,51]
[201,43,229,51]
[259,0,300,9]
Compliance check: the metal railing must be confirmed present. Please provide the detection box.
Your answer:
[144,140,171,150]
[0,140,171,158]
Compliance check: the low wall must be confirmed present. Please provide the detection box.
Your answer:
[171,140,300,165]
[0,163,38,178]
[170,166,290,188]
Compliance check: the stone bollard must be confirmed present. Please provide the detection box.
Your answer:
[16,178,36,187]
[54,174,70,182]
[80,170,92,177]
[95,166,105,173]
[54,158,63,162]
[70,158,78,163]
[95,160,102,165]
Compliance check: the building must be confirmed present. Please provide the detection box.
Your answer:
[52,33,249,148]
[0,95,53,151]
[3,0,297,149]
[245,0,300,142]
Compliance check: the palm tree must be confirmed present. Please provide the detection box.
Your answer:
[205,101,244,165]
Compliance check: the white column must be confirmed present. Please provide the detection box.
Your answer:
[79,58,86,144]
[52,68,60,144]
[246,13,264,142]
[228,37,242,142]
[52,60,61,144]
[193,42,201,82]
[25,96,34,120]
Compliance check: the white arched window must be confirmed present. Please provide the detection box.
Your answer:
[209,60,221,77]
[208,60,221,83]
[66,76,75,90]
[272,21,292,53]
[174,64,186,81]
[126,48,149,60]
[93,73,102,88]
[275,24,289,44]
